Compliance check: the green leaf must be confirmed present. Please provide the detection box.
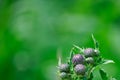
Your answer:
[83,77,87,80]
[58,56,62,66]
[57,48,62,66]
[73,44,83,53]
[68,47,74,64]
[109,76,117,80]
[99,69,108,80]
[91,34,99,49]
[102,60,115,64]
[110,78,117,80]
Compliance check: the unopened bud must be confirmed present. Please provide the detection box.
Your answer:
[74,64,86,75]
[84,48,96,57]
[86,57,94,64]
[72,54,85,66]
[59,64,70,72]
[59,72,68,79]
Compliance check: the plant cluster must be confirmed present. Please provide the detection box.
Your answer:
[57,35,116,80]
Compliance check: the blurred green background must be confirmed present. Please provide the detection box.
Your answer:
[0,0,120,80]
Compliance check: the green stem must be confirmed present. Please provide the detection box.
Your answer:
[87,66,94,79]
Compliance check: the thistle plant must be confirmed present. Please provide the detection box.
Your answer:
[57,35,116,80]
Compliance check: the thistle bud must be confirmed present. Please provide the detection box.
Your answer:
[84,48,96,57]
[86,57,94,64]
[74,64,86,75]
[59,64,70,72]
[59,72,68,79]
[94,49,100,56]
[72,54,85,66]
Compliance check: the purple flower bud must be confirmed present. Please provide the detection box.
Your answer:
[74,64,86,75]
[59,72,68,79]
[84,48,96,57]
[86,57,94,64]
[72,54,85,65]
[59,64,70,72]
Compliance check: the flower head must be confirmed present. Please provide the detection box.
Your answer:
[72,54,85,66]
[74,64,86,75]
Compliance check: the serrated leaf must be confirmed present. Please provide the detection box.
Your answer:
[99,69,108,80]
[103,60,115,64]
